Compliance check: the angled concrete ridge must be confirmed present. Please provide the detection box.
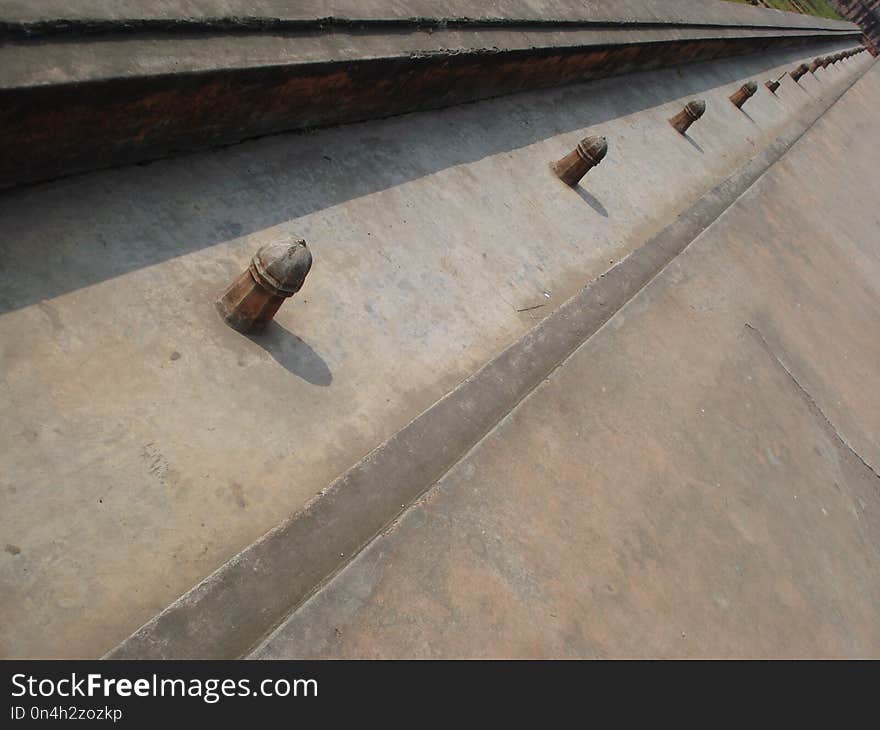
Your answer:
[105,55,875,660]
[0,0,858,34]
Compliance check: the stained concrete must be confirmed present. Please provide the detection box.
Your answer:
[0,44,872,658]
[252,60,880,659]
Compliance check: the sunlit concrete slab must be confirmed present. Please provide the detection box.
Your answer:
[253,60,880,659]
[0,37,872,657]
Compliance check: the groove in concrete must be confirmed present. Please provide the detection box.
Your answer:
[105,57,872,660]
[745,323,880,481]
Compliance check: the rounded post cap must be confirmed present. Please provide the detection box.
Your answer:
[685,99,706,119]
[576,135,608,164]
[250,238,313,297]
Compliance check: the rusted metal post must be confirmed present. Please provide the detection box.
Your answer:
[765,79,780,94]
[216,238,313,334]
[809,57,823,74]
[552,135,608,186]
[790,63,809,82]
[668,100,706,134]
[729,81,757,109]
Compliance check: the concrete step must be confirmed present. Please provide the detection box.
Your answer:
[0,0,860,188]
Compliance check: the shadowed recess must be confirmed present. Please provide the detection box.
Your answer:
[0,41,852,316]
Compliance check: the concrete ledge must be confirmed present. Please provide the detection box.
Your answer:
[0,1,857,34]
[0,1,860,189]
[105,57,873,660]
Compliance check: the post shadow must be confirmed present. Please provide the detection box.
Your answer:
[575,187,609,217]
[683,134,704,153]
[247,321,332,386]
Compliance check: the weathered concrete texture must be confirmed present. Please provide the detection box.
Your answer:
[0,1,858,31]
[0,1,859,188]
[252,61,880,660]
[0,46,872,659]
[108,115,850,660]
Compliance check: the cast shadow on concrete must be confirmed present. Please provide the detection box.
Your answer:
[0,40,853,315]
[739,108,758,124]
[249,322,332,386]
[576,187,609,217]
[683,134,704,153]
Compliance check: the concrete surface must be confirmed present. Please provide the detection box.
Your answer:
[0,44,872,658]
[1,25,856,90]
[107,111,849,660]
[0,0,857,30]
[252,60,880,659]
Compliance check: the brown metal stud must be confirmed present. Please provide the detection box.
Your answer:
[669,99,706,134]
[765,79,780,94]
[729,81,758,109]
[809,57,823,74]
[552,135,608,186]
[790,63,809,82]
[216,238,313,334]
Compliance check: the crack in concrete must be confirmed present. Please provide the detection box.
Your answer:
[745,322,879,482]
